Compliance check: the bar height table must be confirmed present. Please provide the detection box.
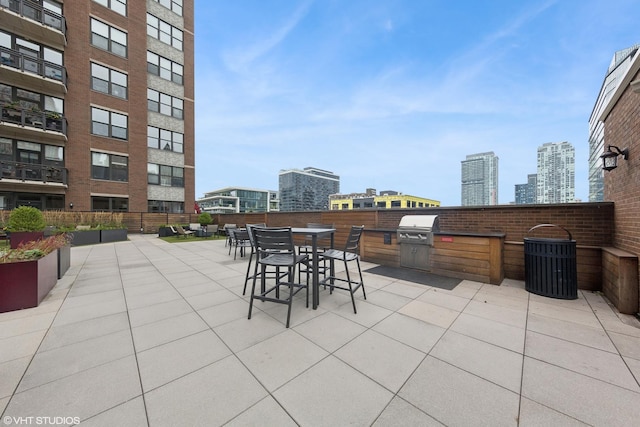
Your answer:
[291,227,335,309]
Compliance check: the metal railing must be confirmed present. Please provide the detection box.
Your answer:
[0,46,67,85]
[0,160,67,185]
[0,0,66,35]
[1,106,67,135]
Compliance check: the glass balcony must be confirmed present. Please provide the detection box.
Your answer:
[0,46,66,85]
[0,159,67,185]
[0,0,66,34]
[0,0,66,48]
[1,105,67,135]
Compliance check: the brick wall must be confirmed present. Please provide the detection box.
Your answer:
[126,202,613,246]
[602,66,640,312]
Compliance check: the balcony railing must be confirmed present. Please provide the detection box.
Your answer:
[0,0,66,35]
[1,106,67,135]
[0,46,67,85]
[0,160,67,185]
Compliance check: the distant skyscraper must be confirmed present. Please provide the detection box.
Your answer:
[515,174,537,204]
[461,152,499,206]
[278,167,340,211]
[537,142,575,204]
[588,44,639,202]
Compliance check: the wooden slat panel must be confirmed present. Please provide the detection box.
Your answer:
[433,248,489,261]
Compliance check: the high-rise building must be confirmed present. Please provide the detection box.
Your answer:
[279,167,339,211]
[0,0,194,212]
[536,142,575,204]
[197,187,279,214]
[515,174,537,204]
[461,152,498,206]
[588,44,639,202]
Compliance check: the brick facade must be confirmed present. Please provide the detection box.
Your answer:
[0,1,194,213]
[602,65,640,311]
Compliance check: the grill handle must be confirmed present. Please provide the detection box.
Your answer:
[526,224,572,241]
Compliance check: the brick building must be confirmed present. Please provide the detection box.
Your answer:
[599,48,640,312]
[0,0,194,213]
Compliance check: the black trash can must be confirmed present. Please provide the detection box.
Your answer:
[524,224,577,300]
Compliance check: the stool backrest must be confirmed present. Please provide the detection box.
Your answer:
[344,226,364,253]
[253,227,295,257]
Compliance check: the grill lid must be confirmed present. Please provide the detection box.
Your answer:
[398,215,439,231]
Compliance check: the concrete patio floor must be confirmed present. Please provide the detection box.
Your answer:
[1,234,640,426]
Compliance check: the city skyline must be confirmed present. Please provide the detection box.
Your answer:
[194,0,638,206]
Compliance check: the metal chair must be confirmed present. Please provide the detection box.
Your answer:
[248,227,309,328]
[319,226,366,313]
[223,224,237,247]
[242,224,291,296]
[231,228,251,260]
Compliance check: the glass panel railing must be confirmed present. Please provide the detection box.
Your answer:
[0,0,66,35]
[1,105,67,135]
[0,46,67,85]
[0,160,67,185]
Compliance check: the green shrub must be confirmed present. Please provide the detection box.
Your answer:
[198,212,212,225]
[7,206,46,232]
[0,233,70,263]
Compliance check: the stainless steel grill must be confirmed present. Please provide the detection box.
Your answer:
[397,215,439,270]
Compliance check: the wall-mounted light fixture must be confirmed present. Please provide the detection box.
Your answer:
[69,202,73,209]
[600,145,629,171]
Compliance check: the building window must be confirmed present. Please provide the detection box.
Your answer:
[377,201,386,208]
[92,196,128,211]
[91,107,128,140]
[91,152,128,181]
[391,200,401,207]
[91,63,127,98]
[91,18,127,57]
[148,200,184,213]
[44,145,63,164]
[147,163,184,187]
[146,13,183,50]
[147,126,183,153]
[93,0,126,16]
[146,51,183,85]
[152,0,182,16]
[147,89,183,119]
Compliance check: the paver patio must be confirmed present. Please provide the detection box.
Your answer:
[1,234,640,426]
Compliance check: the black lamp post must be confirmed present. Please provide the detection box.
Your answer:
[600,145,629,171]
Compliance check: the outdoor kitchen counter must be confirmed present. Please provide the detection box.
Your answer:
[431,231,505,285]
[359,229,506,285]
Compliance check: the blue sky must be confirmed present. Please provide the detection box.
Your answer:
[194,0,638,206]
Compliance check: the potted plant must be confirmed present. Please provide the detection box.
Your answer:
[98,212,128,243]
[45,111,62,130]
[7,206,46,249]
[70,225,100,246]
[0,234,69,313]
[158,225,175,237]
[197,212,213,237]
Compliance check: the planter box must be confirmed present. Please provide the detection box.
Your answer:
[69,230,100,246]
[58,244,71,279]
[100,229,128,243]
[0,250,58,313]
[158,226,175,237]
[9,231,45,249]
